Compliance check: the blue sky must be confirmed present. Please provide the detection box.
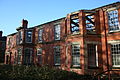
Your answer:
[0,0,119,36]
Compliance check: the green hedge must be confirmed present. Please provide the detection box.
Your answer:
[0,65,92,80]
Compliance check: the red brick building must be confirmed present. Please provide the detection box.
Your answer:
[0,31,6,63]
[5,2,120,77]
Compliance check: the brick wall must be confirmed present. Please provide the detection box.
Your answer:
[4,2,120,76]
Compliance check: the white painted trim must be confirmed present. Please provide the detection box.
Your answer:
[71,42,80,45]
[38,26,43,29]
[113,65,120,67]
[85,41,101,44]
[54,63,61,66]
[53,21,61,25]
[6,52,10,54]
[109,30,120,33]
[107,7,117,11]
[108,40,120,44]
[96,45,98,67]
[37,48,42,55]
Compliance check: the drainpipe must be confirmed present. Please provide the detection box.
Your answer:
[65,45,68,66]
[102,8,110,80]
[10,52,12,65]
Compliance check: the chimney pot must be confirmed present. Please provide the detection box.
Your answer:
[22,19,28,29]
[0,31,3,37]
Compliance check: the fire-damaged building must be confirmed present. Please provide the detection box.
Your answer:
[5,2,120,77]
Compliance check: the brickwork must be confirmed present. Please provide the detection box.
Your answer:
[4,2,120,77]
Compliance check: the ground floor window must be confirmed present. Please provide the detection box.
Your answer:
[87,44,98,67]
[17,48,22,64]
[37,48,42,64]
[24,48,33,65]
[111,44,120,67]
[54,46,60,66]
[72,44,80,67]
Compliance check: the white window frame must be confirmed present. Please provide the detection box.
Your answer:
[111,43,120,67]
[54,46,61,66]
[37,48,42,55]
[17,48,22,64]
[107,8,120,32]
[71,44,80,67]
[19,31,23,44]
[37,48,42,64]
[25,30,33,43]
[54,24,61,40]
[38,29,43,42]
[16,34,19,45]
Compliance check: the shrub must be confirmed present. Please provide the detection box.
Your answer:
[0,65,92,80]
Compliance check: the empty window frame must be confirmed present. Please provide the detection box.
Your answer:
[38,29,43,42]
[107,9,119,32]
[37,48,42,64]
[70,14,80,34]
[72,44,80,67]
[111,44,120,67]
[85,12,96,34]
[87,44,98,67]
[54,24,61,40]
[54,46,60,66]
[26,30,32,43]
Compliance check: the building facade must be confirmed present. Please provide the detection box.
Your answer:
[0,31,6,63]
[5,2,120,76]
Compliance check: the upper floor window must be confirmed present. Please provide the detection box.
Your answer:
[8,37,12,45]
[26,30,32,43]
[111,43,120,67]
[70,14,80,34]
[38,29,43,42]
[108,9,120,32]
[16,31,23,45]
[54,24,60,40]
[85,12,96,34]
[72,44,80,67]
[19,31,23,44]
[16,34,19,45]
[54,46,60,66]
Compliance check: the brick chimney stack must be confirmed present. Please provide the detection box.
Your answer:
[0,31,3,37]
[22,19,28,29]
